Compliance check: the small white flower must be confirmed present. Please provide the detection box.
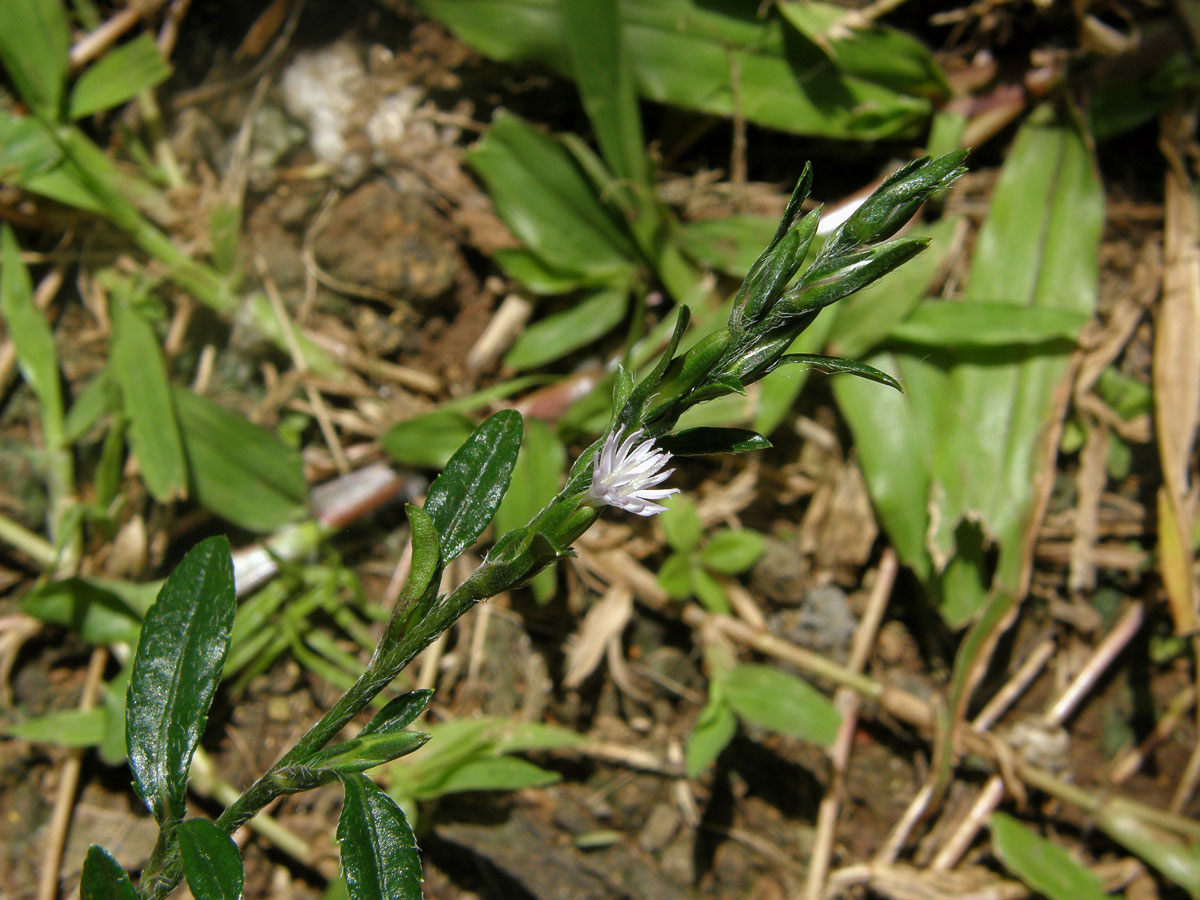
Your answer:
[589,427,679,517]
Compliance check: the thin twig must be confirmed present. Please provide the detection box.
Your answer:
[37,647,107,900]
[1111,684,1196,784]
[804,550,897,900]
[971,638,1057,733]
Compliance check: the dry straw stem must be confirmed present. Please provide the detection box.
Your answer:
[1153,107,1200,635]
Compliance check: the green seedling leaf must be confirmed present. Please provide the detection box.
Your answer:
[68,34,171,119]
[690,566,731,614]
[418,0,930,140]
[126,536,235,824]
[173,386,308,532]
[888,302,1089,347]
[424,409,524,563]
[658,427,771,456]
[22,576,159,644]
[361,690,434,736]
[778,1,950,97]
[423,756,560,796]
[493,247,590,294]
[0,109,62,182]
[660,494,703,553]
[990,813,1109,900]
[110,291,187,502]
[686,693,737,777]
[656,552,693,600]
[177,818,244,900]
[467,111,637,279]
[700,529,766,575]
[722,664,840,747]
[337,774,423,900]
[1,224,65,450]
[80,845,138,900]
[0,0,70,119]
[561,0,647,187]
[7,706,107,747]
[504,287,630,370]
[382,410,476,470]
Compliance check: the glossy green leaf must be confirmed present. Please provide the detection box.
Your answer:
[177,818,244,900]
[7,706,107,747]
[467,111,637,278]
[417,0,930,140]
[424,409,524,562]
[79,845,138,900]
[777,1,950,97]
[394,506,439,617]
[381,410,476,470]
[685,693,737,777]
[1,225,64,450]
[660,494,703,553]
[0,0,69,119]
[504,288,630,370]
[110,291,186,502]
[337,774,423,900]
[722,664,840,747]
[21,576,158,644]
[658,426,771,457]
[888,302,1089,347]
[173,386,308,532]
[700,529,766,575]
[68,34,171,119]
[990,813,1109,900]
[126,536,235,824]
[361,690,434,736]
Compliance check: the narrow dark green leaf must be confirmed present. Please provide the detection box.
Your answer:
[173,387,308,532]
[722,664,841,747]
[0,0,69,118]
[80,845,138,900]
[68,34,172,119]
[381,410,476,470]
[504,288,629,370]
[307,731,431,775]
[361,690,434,737]
[991,813,1109,900]
[110,292,187,502]
[685,694,737,777]
[658,427,771,456]
[423,409,524,562]
[769,354,902,391]
[337,774,423,900]
[1,224,64,449]
[177,818,244,900]
[126,536,235,824]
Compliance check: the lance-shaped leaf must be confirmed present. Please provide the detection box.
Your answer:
[80,845,138,900]
[304,730,431,776]
[423,409,524,563]
[504,287,630,371]
[361,690,433,736]
[0,0,69,119]
[68,34,172,119]
[337,774,423,900]
[177,818,244,900]
[657,427,771,456]
[990,813,1109,900]
[766,353,901,391]
[126,536,235,824]
[721,664,840,747]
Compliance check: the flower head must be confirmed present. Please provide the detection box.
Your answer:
[589,427,679,516]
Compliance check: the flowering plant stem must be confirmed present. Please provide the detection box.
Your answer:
[125,152,969,900]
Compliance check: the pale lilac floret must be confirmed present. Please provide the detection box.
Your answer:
[589,427,679,516]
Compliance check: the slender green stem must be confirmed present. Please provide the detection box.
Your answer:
[0,511,56,567]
